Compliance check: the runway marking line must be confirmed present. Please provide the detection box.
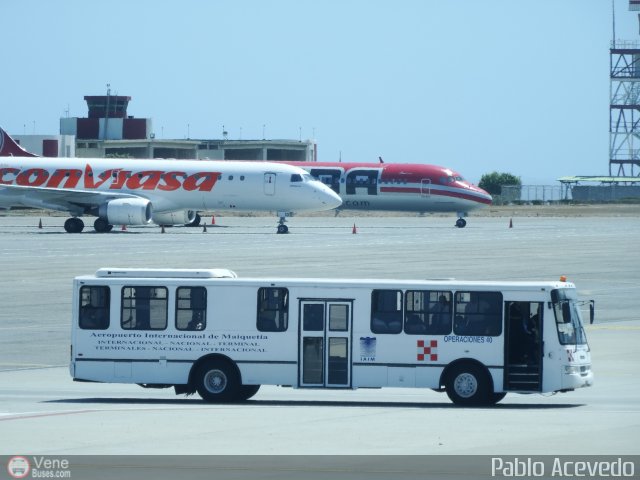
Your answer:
[0,404,254,422]
[588,325,640,330]
[0,409,98,422]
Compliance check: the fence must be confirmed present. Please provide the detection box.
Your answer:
[498,185,568,204]
[498,184,640,203]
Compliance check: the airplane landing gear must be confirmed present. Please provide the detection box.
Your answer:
[64,217,85,233]
[277,212,289,234]
[94,217,114,233]
[455,212,467,228]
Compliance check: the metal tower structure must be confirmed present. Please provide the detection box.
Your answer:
[610,1,640,177]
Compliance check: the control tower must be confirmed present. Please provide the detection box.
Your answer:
[60,86,151,141]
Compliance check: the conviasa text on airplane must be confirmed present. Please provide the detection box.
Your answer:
[0,127,341,233]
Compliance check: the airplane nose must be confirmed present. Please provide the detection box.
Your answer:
[476,187,493,205]
[319,185,342,209]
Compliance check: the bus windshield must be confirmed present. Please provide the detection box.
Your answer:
[551,288,588,346]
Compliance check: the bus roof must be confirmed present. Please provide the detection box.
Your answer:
[82,269,574,291]
[94,268,237,279]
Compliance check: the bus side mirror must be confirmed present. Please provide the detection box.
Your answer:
[589,300,595,325]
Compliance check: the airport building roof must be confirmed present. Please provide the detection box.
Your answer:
[558,176,640,184]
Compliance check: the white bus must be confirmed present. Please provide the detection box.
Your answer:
[70,268,594,406]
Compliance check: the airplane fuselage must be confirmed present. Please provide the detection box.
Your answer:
[0,157,341,215]
[282,161,492,214]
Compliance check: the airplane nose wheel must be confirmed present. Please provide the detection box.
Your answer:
[455,218,467,228]
[277,212,289,234]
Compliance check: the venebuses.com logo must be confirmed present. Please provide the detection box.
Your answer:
[6,456,71,478]
[6,456,30,479]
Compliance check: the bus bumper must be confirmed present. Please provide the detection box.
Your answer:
[562,364,593,390]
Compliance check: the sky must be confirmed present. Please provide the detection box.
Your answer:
[1,0,636,184]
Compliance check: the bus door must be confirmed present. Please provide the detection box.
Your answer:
[504,301,543,391]
[299,300,352,388]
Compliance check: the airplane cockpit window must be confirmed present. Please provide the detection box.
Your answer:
[290,174,303,182]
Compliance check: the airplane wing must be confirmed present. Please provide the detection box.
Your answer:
[0,183,144,215]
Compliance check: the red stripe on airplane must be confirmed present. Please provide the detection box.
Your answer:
[380,186,492,205]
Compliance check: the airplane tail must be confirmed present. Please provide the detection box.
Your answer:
[0,127,39,157]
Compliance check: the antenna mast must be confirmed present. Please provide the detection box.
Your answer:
[612,0,616,48]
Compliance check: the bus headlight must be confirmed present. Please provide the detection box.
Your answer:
[565,365,590,375]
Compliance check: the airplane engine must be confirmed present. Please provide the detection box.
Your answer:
[151,210,197,226]
[99,198,152,225]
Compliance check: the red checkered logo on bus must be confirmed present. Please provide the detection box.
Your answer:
[417,339,438,361]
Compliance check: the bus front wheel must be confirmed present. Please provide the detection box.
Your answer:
[445,363,491,406]
[237,385,261,401]
[195,361,239,403]
[491,392,507,404]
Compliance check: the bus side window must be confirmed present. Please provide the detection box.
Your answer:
[454,291,502,336]
[176,287,207,331]
[371,289,403,334]
[121,286,168,330]
[405,290,452,335]
[257,287,288,332]
[79,285,110,330]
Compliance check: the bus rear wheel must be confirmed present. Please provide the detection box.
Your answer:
[195,361,239,403]
[445,363,491,406]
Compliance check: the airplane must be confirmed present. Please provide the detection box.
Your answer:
[0,127,342,233]
[281,160,492,227]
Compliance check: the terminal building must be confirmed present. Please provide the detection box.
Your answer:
[56,93,316,162]
[13,92,317,162]
[13,92,316,163]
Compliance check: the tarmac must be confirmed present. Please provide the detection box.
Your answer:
[0,212,638,466]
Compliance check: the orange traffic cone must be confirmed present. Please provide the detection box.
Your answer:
[352,223,357,234]
[38,219,43,229]
[211,216,215,225]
